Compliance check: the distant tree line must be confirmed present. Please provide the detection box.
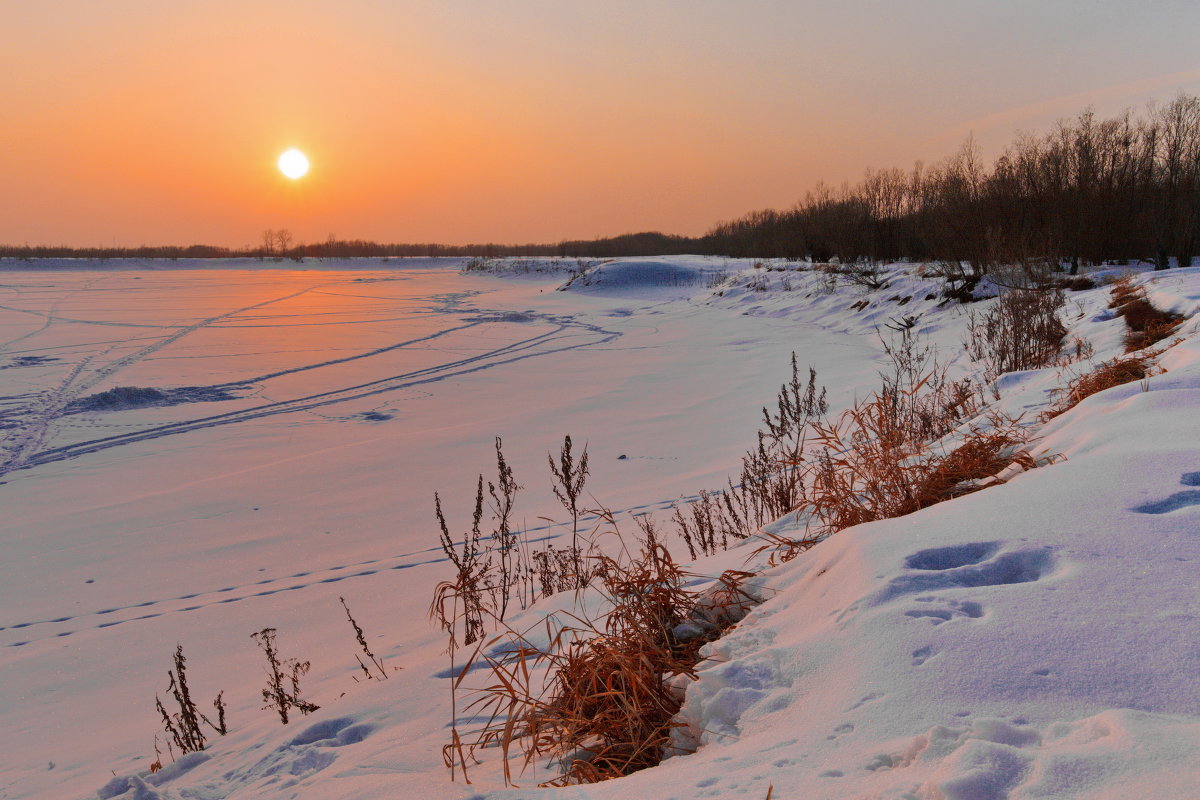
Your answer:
[704,94,1200,273]
[4,95,1197,271]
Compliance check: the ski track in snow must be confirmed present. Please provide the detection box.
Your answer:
[0,287,621,477]
[0,284,325,476]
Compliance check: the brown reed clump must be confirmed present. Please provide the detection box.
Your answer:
[751,327,1049,563]
[1107,275,1185,352]
[800,397,1031,544]
[1040,354,1155,421]
[444,542,759,787]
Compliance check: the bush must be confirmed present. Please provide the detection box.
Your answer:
[966,288,1067,382]
[1052,276,1097,291]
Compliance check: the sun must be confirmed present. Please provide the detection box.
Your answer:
[277,148,310,179]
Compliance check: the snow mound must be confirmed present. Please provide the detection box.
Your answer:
[68,385,242,413]
[559,259,716,295]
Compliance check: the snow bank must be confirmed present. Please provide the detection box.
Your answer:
[559,259,720,296]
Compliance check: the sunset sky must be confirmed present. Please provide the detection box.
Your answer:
[3,0,1199,248]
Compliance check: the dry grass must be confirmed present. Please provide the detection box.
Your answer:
[1107,275,1185,352]
[757,392,1035,564]
[1040,354,1156,421]
[804,402,1031,537]
[751,325,1052,563]
[1052,275,1097,291]
[1106,274,1142,308]
[443,542,759,787]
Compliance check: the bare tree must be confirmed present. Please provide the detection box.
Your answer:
[261,229,275,259]
[274,229,293,259]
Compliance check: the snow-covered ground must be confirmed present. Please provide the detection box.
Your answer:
[1,257,1197,799]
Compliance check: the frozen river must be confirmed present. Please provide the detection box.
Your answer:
[0,258,874,798]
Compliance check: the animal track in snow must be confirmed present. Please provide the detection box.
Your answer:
[826,723,855,740]
[905,598,984,625]
[288,717,373,747]
[847,692,884,711]
[1129,472,1200,514]
[912,645,936,666]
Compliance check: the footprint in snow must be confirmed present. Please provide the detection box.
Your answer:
[1131,490,1200,515]
[905,542,1000,570]
[827,723,855,740]
[847,692,884,711]
[905,598,984,625]
[1129,472,1200,514]
[874,545,1056,607]
[912,645,935,666]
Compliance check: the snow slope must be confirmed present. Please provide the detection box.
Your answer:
[1,257,1197,800]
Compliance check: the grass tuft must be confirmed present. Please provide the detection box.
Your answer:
[1107,276,1185,352]
[1041,354,1157,420]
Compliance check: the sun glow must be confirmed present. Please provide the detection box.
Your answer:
[277,148,310,179]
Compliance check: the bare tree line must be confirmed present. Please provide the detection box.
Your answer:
[706,95,1200,273]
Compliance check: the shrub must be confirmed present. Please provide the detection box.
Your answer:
[841,261,888,290]
[966,288,1067,382]
[1053,276,1097,291]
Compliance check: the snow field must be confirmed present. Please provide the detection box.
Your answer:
[1,257,1198,799]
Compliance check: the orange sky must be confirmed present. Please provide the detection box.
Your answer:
[3,1,1199,248]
